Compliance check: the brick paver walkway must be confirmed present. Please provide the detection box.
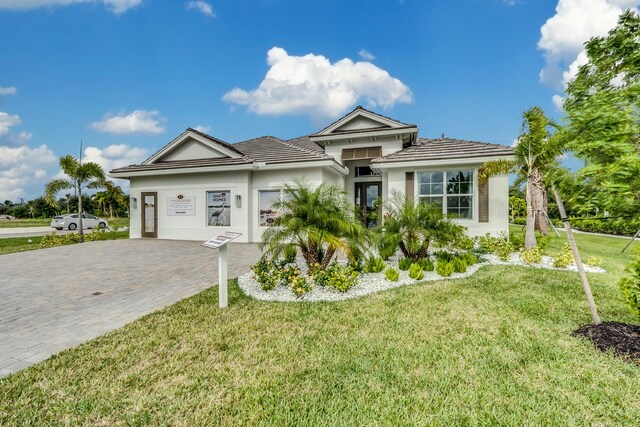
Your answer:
[0,239,261,377]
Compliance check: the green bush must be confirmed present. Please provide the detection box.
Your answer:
[364,256,386,273]
[476,234,512,260]
[283,245,297,264]
[434,250,455,263]
[509,231,525,251]
[251,256,280,291]
[289,274,311,297]
[619,255,640,320]
[586,256,603,267]
[408,263,424,280]
[460,252,477,266]
[40,232,81,248]
[384,266,400,282]
[398,257,412,271]
[571,218,640,237]
[553,243,574,268]
[436,261,454,277]
[519,247,543,264]
[314,262,360,292]
[417,257,434,272]
[446,234,474,251]
[452,257,467,273]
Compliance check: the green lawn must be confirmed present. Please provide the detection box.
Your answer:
[0,218,51,228]
[0,236,44,255]
[1,230,639,425]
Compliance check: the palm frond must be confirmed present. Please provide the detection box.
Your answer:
[44,178,73,206]
[477,160,516,185]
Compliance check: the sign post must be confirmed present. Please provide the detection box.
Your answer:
[202,232,242,308]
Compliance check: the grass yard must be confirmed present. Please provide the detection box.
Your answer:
[1,230,639,425]
[0,218,51,228]
[0,236,44,255]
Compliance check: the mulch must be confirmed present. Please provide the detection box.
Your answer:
[573,321,640,363]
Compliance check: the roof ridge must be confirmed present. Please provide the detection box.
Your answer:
[276,137,328,159]
[186,127,245,156]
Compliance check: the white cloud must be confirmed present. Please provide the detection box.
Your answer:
[0,112,21,136]
[185,0,215,17]
[193,125,211,133]
[82,143,149,192]
[0,0,142,14]
[91,110,166,135]
[552,94,565,111]
[358,49,375,61]
[223,47,413,119]
[538,0,639,88]
[0,144,57,201]
[0,86,17,96]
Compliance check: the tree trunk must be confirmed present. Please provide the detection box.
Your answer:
[552,185,601,324]
[321,246,336,270]
[109,202,114,219]
[77,185,84,243]
[524,178,537,249]
[530,169,548,235]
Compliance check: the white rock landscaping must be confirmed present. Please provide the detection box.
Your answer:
[237,253,606,303]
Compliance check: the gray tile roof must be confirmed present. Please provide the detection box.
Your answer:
[311,105,416,136]
[234,135,332,164]
[371,137,514,164]
[110,156,253,173]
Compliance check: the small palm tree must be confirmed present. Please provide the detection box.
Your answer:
[478,106,560,249]
[44,155,106,242]
[261,180,365,272]
[379,191,464,262]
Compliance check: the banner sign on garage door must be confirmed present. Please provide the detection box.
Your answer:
[167,195,196,216]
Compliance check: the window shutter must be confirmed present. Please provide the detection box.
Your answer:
[405,172,414,199]
[479,179,489,223]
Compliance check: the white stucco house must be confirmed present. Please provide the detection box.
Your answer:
[109,107,514,242]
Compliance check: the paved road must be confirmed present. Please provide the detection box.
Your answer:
[0,226,90,239]
[0,239,262,377]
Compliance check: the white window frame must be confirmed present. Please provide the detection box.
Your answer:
[416,169,475,220]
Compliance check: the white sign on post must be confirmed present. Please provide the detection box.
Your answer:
[202,232,242,308]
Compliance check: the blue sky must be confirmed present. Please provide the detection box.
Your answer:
[0,0,637,201]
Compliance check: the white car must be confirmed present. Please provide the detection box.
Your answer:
[51,214,108,231]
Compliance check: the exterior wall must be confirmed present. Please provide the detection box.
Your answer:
[251,167,327,242]
[129,171,251,242]
[386,164,509,237]
[323,137,402,164]
[161,138,226,161]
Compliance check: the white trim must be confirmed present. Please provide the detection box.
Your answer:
[373,155,515,169]
[311,127,417,143]
[109,160,349,179]
[313,109,410,137]
[143,130,242,165]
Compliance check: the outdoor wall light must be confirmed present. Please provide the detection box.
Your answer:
[132,197,137,209]
[235,194,242,208]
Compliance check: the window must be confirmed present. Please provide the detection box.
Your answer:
[354,166,381,177]
[207,191,231,226]
[417,170,473,219]
[259,190,281,227]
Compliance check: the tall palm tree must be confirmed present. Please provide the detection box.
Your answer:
[104,181,127,218]
[261,180,365,272]
[478,107,560,249]
[44,155,105,242]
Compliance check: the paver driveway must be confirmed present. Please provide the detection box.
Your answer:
[0,239,261,377]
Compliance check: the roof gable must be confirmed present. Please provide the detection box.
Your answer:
[312,106,415,137]
[143,128,243,165]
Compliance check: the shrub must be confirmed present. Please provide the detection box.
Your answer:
[40,232,81,248]
[385,266,400,282]
[460,252,477,266]
[289,274,312,297]
[314,262,359,292]
[436,261,454,277]
[519,247,543,264]
[509,231,525,251]
[408,263,424,280]
[446,234,474,251]
[452,257,467,273]
[417,257,434,272]
[434,250,455,263]
[378,191,466,262]
[251,256,280,291]
[619,255,640,320]
[586,256,603,267]
[398,257,412,271]
[364,256,386,273]
[553,243,574,268]
[283,245,297,264]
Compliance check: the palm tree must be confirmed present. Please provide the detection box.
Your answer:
[379,191,464,262]
[261,180,365,272]
[92,191,109,216]
[478,107,560,249]
[104,181,127,218]
[44,155,105,242]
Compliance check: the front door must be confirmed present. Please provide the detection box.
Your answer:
[355,182,382,228]
[141,192,158,238]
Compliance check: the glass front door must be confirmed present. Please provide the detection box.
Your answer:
[355,182,381,228]
[141,192,157,238]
